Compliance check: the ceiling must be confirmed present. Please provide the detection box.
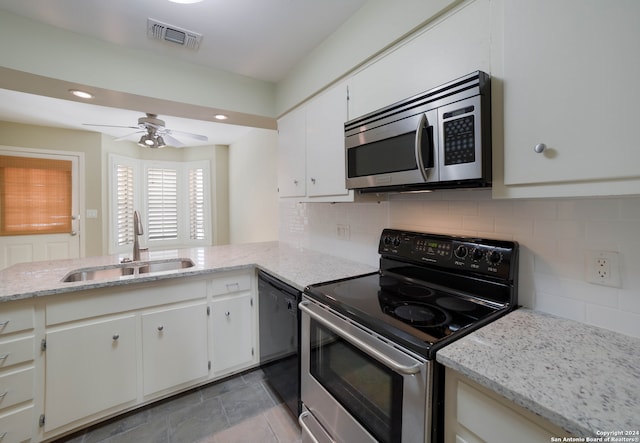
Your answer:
[0,0,368,147]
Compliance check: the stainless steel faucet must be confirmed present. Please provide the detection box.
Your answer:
[133,210,144,261]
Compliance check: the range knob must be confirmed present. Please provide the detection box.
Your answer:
[454,245,468,259]
[487,250,503,265]
[472,248,484,261]
[383,235,392,246]
[393,237,401,247]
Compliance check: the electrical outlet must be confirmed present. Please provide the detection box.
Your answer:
[586,250,621,287]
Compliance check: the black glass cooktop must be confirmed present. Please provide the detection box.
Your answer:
[305,229,519,359]
[305,272,502,358]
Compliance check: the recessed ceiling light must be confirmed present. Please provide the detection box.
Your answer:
[69,89,93,99]
[214,114,228,120]
[168,0,203,4]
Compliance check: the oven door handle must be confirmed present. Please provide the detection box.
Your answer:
[299,301,422,375]
[299,411,335,443]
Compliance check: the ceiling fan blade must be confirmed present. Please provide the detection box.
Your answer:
[114,130,145,142]
[161,133,185,148]
[165,128,208,142]
[83,123,141,130]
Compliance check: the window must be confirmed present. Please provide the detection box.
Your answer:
[115,163,135,246]
[0,155,72,235]
[109,155,211,253]
[189,167,206,241]
[147,167,178,241]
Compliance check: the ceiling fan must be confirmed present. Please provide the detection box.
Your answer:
[83,113,208,148]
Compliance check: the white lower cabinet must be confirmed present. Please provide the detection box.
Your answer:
[0,405,34,443]
[444,368,570,443]
[44,315,137,432]
[141,302,209,397]
[210,292,256,377]
[4,270,260,442]
[0,300,36,443]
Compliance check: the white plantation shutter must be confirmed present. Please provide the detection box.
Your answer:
[109,155,211,252]
[189,167,205,240]
[116,163,135,246]
[147,167,178,240]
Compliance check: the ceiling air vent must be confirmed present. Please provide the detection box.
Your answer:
[147,18,203,50]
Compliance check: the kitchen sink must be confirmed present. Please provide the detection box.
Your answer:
[62,258,195,282]
[137,259,195,274]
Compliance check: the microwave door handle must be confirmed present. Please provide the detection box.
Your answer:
[415,113,430,181]
[299,301,422,375]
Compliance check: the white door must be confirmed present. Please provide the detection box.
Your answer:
[0,148,81,269]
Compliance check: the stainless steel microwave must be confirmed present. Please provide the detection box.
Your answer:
[345,71,491,193]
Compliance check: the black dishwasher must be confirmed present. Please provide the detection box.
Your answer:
[258,271,301,417]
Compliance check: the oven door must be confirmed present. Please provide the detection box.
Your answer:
[299,297,431,443]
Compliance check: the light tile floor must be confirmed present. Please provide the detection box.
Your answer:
[56,369,301,443]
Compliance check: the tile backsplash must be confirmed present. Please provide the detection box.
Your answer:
[279,190,640,338]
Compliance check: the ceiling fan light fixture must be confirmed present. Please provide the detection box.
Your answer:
[156,136,166,148]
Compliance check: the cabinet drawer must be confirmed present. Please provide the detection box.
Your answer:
[210,273,251,296]
[0,304,34,336]
[0,337,34,369]
[0,368,34,411]
[0,405,33,443]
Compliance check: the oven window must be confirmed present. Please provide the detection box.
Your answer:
[309,320,403,443]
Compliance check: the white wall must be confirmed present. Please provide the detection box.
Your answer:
[229,129,278,244]
[279,193,640,339]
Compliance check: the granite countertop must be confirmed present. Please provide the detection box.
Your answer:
[437,308,640,438]
[0,241,377,302]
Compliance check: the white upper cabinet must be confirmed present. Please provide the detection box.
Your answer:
[277,107,307,198]
[347,0,492,121]
[277,81,353,202]
[306,83,350,198]
[496,0,640,196]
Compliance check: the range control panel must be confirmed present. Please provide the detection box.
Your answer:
[378,228,517,280]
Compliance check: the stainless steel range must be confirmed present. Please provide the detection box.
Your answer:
[299,229,519,443]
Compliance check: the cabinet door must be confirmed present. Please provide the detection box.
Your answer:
[502,0,640,186]
[142,302,208,396]
[277,107,307,197]
[306,83,350,198]
[347,0,490,120]
[44,315,137,432]
[210,293,255,376]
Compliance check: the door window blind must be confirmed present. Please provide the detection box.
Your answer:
[147,167,178,241]
[0,155,72,236]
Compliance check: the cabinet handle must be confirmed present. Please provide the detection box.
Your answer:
[157,325,164,331]
[0,391,8,399]
[293,180,299,185]
[0,431,6,440]
[0,320,9,328]
[534,143,547,153]
[310,177,316,184]
[225,311,230,317]
[112,334,120,341]
[0,354,8,361]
